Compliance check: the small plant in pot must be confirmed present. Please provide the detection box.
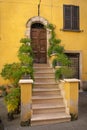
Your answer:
[52,53,71,68]
[46,23,63,57]
[18,38,34,79]
[52,58,62,68]
[55,68,63,80]
[47,40,62,57]
[21,65,34,79]
[55,66,74,81]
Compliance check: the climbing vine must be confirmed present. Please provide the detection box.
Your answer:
[46,23,73,80]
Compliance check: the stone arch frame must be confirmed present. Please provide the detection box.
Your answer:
[25,16,51,63]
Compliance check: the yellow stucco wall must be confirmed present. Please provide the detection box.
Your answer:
[64,80,79,114]
[19,79,33,121]
[0,0,87,84]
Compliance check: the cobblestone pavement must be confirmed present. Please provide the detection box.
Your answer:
[0,92,87,130]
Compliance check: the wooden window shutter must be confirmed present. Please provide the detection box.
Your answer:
[72,6,79,30]
[63,5,79,30]
[63,5,72,29]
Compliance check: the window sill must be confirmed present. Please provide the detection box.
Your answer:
[60,29,83,32]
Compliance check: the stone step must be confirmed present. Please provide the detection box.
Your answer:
[34,77,56,82]
[32,88,61,96]
[34,67,54,73]
[32,95,63,104]
[32,104,65,114]
[31,113,71,126]
[34,82,58,85]
[34,83,59,89]
[32,63,71,126]
[34,64,50,67]
[34,72,55,78]
[33,88,60,92]
[34,69,54,73]
[34,66,52,69]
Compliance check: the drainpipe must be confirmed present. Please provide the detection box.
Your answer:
[38,0,41,16]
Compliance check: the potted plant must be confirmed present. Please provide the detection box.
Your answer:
[18,38,34,79]
[55,68,63,80]
[52,58,62,68]
[55,66,74,81]
[46,23,63,57]
[48,44,63,57]
[21,65,34,79]
[52,53,71,68]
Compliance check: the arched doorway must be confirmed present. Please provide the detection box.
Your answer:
[31,23,47,63]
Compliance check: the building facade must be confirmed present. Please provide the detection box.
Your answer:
[0,0,87,87]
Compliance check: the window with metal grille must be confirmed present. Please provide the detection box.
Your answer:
[63,5,79,31]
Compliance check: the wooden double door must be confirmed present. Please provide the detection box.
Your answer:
[31,28,47,63]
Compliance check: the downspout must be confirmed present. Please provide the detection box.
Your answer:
[38,0,41,16]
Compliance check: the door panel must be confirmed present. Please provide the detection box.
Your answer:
[31,28,47,63]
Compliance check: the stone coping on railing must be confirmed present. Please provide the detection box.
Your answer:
[60,78,80,83]
[19,79,33,84]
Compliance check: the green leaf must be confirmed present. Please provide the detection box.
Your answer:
[20,38,31,44]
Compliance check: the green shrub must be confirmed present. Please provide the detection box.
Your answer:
[0,37,34,120]
[55,67,74,80]
[55,68,62,80]
[0,63,22,85]
[46,23,55,30]
[52,45,64,54]
[52,58,61,68]
[18,44,33,55]
[47,23,64,57]
[20,38,31,44]
[4,87,20,113]
[18,53,33,65]
[49,38,61,45]
[0,37,34,85]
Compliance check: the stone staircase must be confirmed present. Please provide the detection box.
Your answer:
[31,64,71,126]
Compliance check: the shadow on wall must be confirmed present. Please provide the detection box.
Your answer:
[82,81,87,91]
[0,118,4,130]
